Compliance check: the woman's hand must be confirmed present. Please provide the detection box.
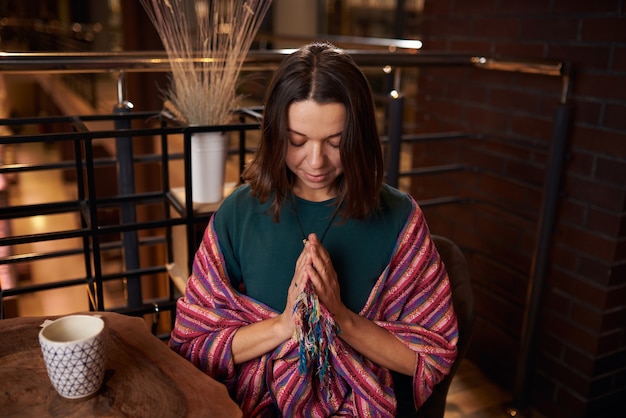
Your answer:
[301,233,348,321]
[232,245,312,364]
[279,245,311,335]
[298,233,417,376]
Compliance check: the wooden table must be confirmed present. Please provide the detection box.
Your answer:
[0,312,242,418]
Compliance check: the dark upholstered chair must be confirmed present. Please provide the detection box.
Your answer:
[393,235,475,418]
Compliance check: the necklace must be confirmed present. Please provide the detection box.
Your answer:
[291,196,339,245]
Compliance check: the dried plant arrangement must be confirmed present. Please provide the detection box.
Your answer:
[141,0,272,126]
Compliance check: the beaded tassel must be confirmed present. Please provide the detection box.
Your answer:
[292,280,338,390]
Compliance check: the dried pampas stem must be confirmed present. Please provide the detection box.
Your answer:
[162,100,188,125]
[141,0,272,126]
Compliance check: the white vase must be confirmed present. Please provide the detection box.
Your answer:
[190,131,227,204]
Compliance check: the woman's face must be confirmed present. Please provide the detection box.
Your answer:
[285,100,345,202]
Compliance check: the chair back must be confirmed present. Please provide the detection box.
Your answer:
[394,235,475,418]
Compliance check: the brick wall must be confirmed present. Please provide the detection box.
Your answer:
[413,1,626,417]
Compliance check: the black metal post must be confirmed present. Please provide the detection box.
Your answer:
[113,70,142,309]
[386,92,404,188]
[511,103,573,413]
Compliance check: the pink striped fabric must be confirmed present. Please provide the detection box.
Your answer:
[169,199,458,417]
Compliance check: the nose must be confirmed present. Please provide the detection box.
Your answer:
[307,142,325,169]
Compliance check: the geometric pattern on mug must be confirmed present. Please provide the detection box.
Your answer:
[41,335,106,398]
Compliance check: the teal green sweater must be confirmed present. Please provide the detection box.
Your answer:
[213,184,413,313]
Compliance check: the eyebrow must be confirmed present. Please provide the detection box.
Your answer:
[287,128,343,140]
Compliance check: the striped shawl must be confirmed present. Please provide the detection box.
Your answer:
[169,201,458,417]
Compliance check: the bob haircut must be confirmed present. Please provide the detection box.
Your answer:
[243,42,384,221]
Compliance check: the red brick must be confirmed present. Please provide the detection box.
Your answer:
[521,18,580,42]
[547,44,612,71]
[472,17,521,39]
[593,345,626,375]
[565,150,594,177]
[557,198,587,228]
[596,329,623,355]
[453,0,499,16]
[614,46,626,72]
[529,379,558,418]
[554,0,620,15]
[552,241,582,272]
[469,318,517,383]
[490,87,540,112]
[579,256,614,287]
[479,171,543,211]
[570,126,626,158]
[543,312,598,354]
[564,173,625,211]
[462,145,506,172]
[582,17,626,43]
[497,0,552,14]
[609,262,626,286]
[574,72,626,102]
[474,285,525,331]
[464,105,511,132]
[617,237,626,260]
[544,287,573,318]
[448,39,493,54]
[604,103,626,131]
[600,307,626,333]
[534,353,592,400]
[587,206,624,236]
[420,16,472,38]
[566,98,602,126]
[550,269,607,309]
[563,346,595,376]
[490,136,548,163]
[426,98,465,121]
[605,282,626,310]
[505,158,545,185]
[466,66,519,86]
[570,301,604,331]
[553,386,589,417]
[510,113,554,142]
[422,0,454,16]
[491,237,533,272]
[493,41,547,59]
[555,222,617,260]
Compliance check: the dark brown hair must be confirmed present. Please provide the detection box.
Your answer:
[242,41,384,221]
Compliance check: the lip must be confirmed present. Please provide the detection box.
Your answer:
[304,172,328,183]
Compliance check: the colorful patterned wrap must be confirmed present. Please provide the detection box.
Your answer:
[169,200,458,417]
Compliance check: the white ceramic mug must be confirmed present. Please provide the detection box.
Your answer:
[38,314,107,399]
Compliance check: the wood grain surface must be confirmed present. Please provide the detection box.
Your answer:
[0,312,242,418]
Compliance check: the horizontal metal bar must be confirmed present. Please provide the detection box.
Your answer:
[0,200,82,220]
[380,131,472,145]
[471,56,566,77]
[400,163,468,177]
[0,50,567,77]
[0,235,167,265]
[1,277,91,297]
[417,196,466,207]
[107,299,178,317]
[0,229,89,247]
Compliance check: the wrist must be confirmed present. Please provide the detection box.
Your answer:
[333,306,355,334]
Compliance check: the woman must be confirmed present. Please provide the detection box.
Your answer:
[170,42,458,417]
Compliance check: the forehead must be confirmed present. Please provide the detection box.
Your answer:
[287,100,346,137]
